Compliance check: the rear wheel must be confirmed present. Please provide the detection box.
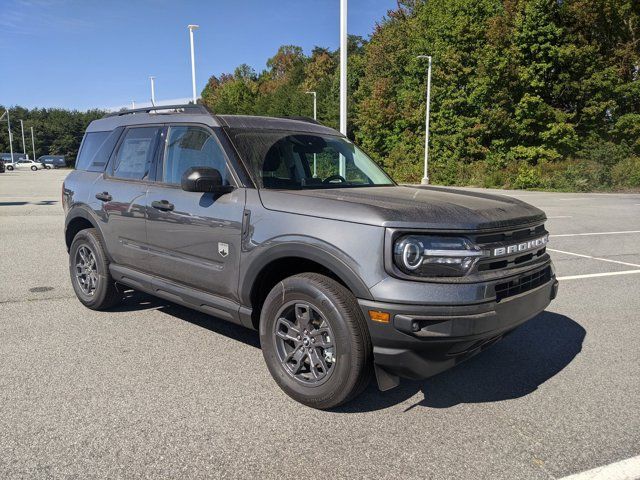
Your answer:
[30,165,37,171]
[69,228,122,310]
[7,165,13,171]
[260,273,372,409]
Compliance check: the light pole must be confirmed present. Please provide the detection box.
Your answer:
[305,91,317,120]
[188,24,200,104]
[1,110,14,162]
[339,0,347,177]
[30,126,36,163]
[305,91,318,176]
[131,100,136,109]
[149,76,156,106]
[417,55,432,185]
[19,119,27,159]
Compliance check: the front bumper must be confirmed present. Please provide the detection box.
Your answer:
[359,267,558,383]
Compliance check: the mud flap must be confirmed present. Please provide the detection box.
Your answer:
[374,364,400,391]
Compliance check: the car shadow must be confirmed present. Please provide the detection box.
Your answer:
[337,311,585,413]
[111,293,584,412]
[113,290,261,349]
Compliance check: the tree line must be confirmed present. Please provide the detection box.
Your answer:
[0,106,104,164]
[1,0,638,190]
[201,0,640,190]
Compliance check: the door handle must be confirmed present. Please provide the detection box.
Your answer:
[95,192,112,202]
[151,200,174,212]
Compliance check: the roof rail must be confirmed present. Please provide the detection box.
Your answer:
[280,116,321,125]
[104,103,210,118]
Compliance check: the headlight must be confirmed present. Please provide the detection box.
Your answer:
[393,235,487,277]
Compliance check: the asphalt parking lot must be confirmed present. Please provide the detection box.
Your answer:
[1,169,638,479]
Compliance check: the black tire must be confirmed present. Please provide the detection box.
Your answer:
[260,273,372,409]
[30,165,37,171]
[7,165,13,171]
[69,228,122,310]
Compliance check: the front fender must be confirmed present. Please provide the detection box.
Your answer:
[239,239,374,306]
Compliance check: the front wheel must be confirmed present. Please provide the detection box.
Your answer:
[7,165,13,171]
[30,165,37,171]
[260,273,372,409]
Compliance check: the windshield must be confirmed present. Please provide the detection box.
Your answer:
[228,129,395,189]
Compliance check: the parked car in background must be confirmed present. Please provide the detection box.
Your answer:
[6,158,45,171]
[38,155,66,169]
[1,153,27,164]
[0,159,5,173]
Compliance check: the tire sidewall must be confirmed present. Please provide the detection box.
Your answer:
[260,276,359,406]
[69,230,112,309]
[30,165,37,171]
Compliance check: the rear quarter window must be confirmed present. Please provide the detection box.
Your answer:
[75,129,122,171]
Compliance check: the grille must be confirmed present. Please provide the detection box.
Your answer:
[473,223,548,273]
[495,266,551,302]
[475,224,546,244]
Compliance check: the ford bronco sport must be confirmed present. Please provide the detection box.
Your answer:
[63,104,558,409]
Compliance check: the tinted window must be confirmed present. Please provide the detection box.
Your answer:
[161,125,230,185]
[112,127,160,180]
[76,132,110,170]
[228,129,394,189]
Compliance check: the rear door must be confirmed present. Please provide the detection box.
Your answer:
[145,124,245,301]
[93,126,162,271]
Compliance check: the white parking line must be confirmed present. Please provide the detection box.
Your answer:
[558,270,640,281]
[557,454,640,480]
[548,248,640,268]
[557,198,598,201]
[547,216,573,219]
[551,230,640,237]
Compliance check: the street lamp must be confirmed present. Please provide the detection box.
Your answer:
[19,119,27,159]
[187,24,200,104]
[30,127,36,163]
[1,110,14,162]
[305,91,317,120]
[305,91,318,177]
[339,0,347,177]
[149,76,156,106]
[417,55,432,185]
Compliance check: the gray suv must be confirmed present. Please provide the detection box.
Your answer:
[63,104,558,409]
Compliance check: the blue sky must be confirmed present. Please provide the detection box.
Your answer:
[0,0,397,110]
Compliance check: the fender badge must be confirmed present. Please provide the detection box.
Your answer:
[218,242,229,258]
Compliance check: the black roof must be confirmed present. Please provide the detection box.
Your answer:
[216,114,337,135]
[89,104,339,136]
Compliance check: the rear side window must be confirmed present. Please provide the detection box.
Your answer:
[75,132,110,171]
[112,127,161,181]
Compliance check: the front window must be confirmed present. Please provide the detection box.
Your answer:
[228,129,394,189]
[161,125,231,185]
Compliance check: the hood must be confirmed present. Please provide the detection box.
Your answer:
[258,185,546,231]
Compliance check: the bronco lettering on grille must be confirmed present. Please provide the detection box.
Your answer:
[492,235,548,257]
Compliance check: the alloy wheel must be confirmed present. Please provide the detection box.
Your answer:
[74,245,98,296]
[273,301,336,385]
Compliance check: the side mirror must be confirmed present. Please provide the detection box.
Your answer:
[180,166,234,194]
